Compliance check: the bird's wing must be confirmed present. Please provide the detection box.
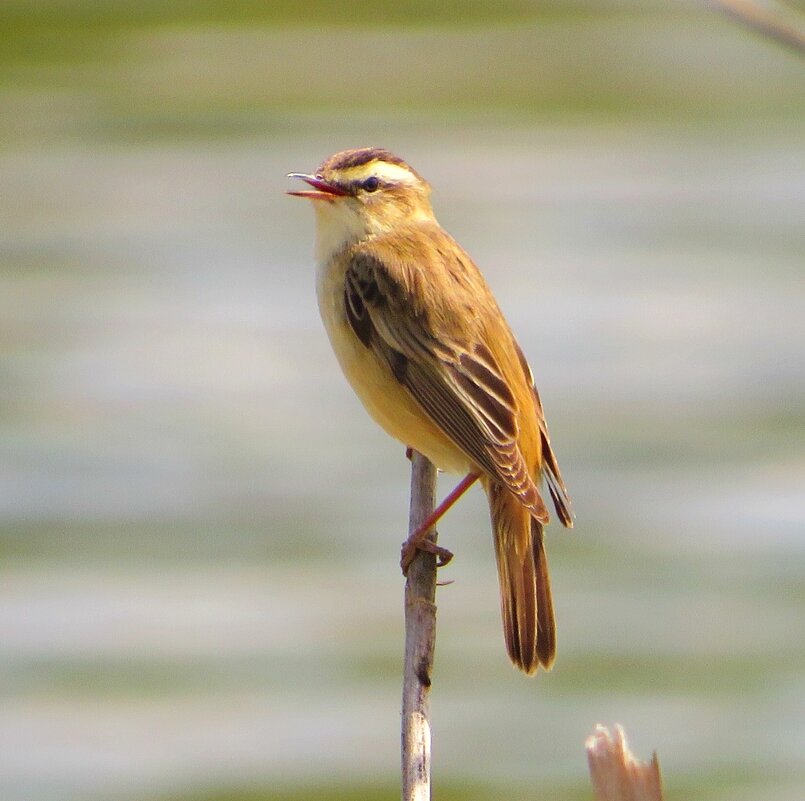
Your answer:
[512,341,574,528]
[345,239,548,523]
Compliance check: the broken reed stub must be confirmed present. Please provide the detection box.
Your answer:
[586,724,664,801]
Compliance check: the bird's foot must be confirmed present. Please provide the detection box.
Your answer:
[400,535,454,575]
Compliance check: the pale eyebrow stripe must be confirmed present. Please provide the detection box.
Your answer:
[341,161,418,185]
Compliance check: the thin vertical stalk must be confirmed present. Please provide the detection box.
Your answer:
[401,451,438,801]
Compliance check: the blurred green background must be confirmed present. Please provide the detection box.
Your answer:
[1,2,803,800]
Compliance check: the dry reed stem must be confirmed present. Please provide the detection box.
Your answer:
[708,0,805,54]
[401,452,438,801]
[586,724,664,801]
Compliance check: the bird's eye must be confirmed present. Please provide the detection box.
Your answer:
[363,176,380,192]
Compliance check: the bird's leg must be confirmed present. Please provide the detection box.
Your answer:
[401,471,480,574]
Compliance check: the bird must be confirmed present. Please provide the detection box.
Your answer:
[288,147,572,675]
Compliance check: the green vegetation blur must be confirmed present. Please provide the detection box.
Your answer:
[2,0,803,142]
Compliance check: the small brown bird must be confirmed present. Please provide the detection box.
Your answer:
[288,147,572,674]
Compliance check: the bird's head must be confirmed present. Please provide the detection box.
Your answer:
[288,147,433,256]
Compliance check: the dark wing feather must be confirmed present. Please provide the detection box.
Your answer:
[512,341,573,528]
[344,268,372,348]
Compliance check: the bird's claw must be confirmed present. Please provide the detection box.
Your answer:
[400,536,454,575]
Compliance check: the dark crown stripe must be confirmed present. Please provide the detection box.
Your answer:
[317,147,422,181]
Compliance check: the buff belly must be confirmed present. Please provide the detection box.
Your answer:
[317,262,470,475]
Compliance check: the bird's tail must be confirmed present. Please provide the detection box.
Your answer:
[486,481,556,674]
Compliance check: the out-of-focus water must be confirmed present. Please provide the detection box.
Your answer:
[2,121,803,801]
[1,6,804,801]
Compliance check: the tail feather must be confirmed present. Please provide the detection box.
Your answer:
[533,529,556,668]
[488,482,556,674]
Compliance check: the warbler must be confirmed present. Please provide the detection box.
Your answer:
[289,147,572,674]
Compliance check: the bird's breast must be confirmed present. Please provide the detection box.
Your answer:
[315,253,470,474]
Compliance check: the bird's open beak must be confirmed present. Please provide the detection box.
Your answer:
[286,173,348,200]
